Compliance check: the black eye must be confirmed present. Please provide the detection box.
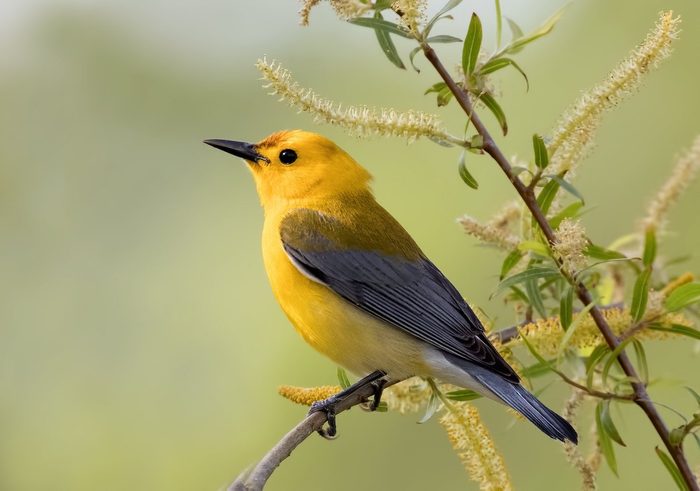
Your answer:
[279,149,297,165]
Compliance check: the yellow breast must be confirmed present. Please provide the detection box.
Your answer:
[260,205,428,379]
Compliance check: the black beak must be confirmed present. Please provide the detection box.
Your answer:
[203,139,269,163]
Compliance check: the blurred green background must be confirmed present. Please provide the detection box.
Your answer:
[1,0,699,489]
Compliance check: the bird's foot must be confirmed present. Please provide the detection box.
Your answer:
[308,370,387,439]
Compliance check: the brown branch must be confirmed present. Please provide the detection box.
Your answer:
[421,42,699,490]
[228,380,396,491]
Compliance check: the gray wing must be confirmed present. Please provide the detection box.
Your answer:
[280,209,519,382]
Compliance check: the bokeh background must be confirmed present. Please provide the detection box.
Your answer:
[2,0,699,489]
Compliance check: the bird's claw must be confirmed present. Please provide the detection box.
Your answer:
[307,369,387,439]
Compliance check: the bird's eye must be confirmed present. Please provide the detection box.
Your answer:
[279,149,297,165]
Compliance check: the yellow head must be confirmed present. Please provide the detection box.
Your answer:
[204,130,372,208]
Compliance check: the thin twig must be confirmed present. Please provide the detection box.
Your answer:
[421,42,698,491]
[228,380,396,490]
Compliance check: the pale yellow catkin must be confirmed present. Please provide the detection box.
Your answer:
[278,385,341,406]
[439,402,513,491]
[256,58,455,144]
[548,11,680,176]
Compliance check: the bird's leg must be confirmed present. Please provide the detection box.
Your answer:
[308,369,386,439]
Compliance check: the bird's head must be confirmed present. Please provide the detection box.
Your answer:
[205,130,372,208]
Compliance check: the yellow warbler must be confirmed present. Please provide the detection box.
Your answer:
[205,130,576,443]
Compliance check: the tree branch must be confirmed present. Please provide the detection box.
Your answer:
[421,42,699,491]
[228,380,396,491]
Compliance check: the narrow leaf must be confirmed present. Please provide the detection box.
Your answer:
[655,447,688,491]
[424,81,447,94]
[632,339,649,384]
[437,85,454,106]
[599,400,626,446]
[337,367,351,389]
[478,57,529,90]
[500,250,524,279]
[427,35,462,43]
[348,17,413,38]
[533,134,549,169]
[631,266,652,322]
[664,282,700,312]
[502,7,566,55]
[525,278,547,318]
[373,12,406,69]
[536,179,560,215]
[601,336,635,387]
[478,92,508,135]
[409,46,422,72]
[497,266,561,294]
[521,359,557,379]
[559,301,595,354]
[595,403,618,475]
[425,0,462,36]
[495,0,503,48]
[458,151,479,189]
[547,175,585,203]
[686,386,700,406]
[445,389,482,401]
[585,243,625,260]
[505,16,524,40]
[462,13,483,76]
[643,228,657,267]
[560,285,573,330]
[648,323,700,341]
[550,202,584,229]
[418,390,440,423]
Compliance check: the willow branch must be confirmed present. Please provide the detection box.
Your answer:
[228,380,396,491]
[420,42,699,491]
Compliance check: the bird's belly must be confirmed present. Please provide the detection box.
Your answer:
[262,235,428,379]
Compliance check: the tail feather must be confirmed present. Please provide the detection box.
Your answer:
[447,356,578,443]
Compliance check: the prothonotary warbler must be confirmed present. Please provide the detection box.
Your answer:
[205,130,577,443]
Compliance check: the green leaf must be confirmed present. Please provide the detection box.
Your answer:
[462,13,483,77]
[664,282,700,312]
[632,339,648,384]
[521,359,556,379]
[445,389,482,401]
[505,16,523,40]
[500,250,524,279]
[686,387,700,406]
[458,151,479,189]
[425,0,462,36]
[424,81,447,94]
[536,179,559,215]
[348,17,413,38]
[418,389,441,423]
[478,57,529,90]
[558,301,595,354]
[427,35,462,43]
[337,367,351,389]
[478,92,508,135]
[643,228,657,267]
[648,323,700,341]
[585,243,625,260]
[494,0,503,47]
[532,134,549,169]
[497,266,561,294]
[586,344,610,389]
[602,336,635,387]
[525,277,547,318]
[631,266,652,323]
[560,285,573,330]
[437,85,454,106]
[518,240,549,257]
[550,202,584,229]
[546,175,585,203]
[595,402,618,475]
[501,7,566,55]
[598,400,626,446]
[409,46,422,72]
[655,447,688,491]
[372,12,406,69]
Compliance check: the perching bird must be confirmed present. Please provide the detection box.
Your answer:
[205,130,577,443]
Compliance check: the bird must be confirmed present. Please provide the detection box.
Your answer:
[204,129,577,444]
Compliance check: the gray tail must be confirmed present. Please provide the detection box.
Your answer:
[454,359,578,443]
